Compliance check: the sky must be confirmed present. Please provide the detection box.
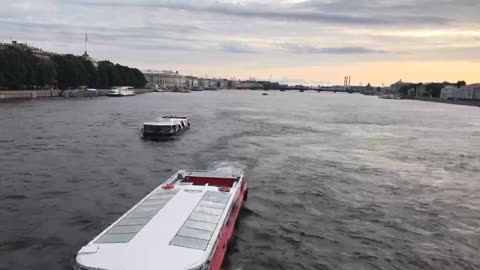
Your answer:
[1,0,480,86]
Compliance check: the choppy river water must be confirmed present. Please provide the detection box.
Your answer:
[1,91,479,270]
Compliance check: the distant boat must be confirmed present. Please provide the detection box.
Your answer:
[153,88,165,93]
[191,86,203,92]
[262,93,268,96]
[142,116,190,139]
[379,94,400,100]
[107,86,135,97]
[179,89,191,93]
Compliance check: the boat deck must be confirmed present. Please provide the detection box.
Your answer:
[76,171,241,270]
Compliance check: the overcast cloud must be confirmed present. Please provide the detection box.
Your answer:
[1,0,479,84]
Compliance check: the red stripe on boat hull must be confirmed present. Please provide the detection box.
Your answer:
[209,180,247,270]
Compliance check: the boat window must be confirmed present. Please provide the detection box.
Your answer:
[95,233,136,243]
[178,227,213,241]
[190,212,221,223]
[184,220,217,232]
[95,189,179,244]
[170,236,209,250]
[182,176,236,188]
[195,206,224,216]
[203,195,229,204]
[204,190,230,198]
[170,191,231,250]
[126,210,158,219]
[154,189,178,195]
[116,218,150,226]
[144,125,171,132]
[198,201,226,210]
[141,199,169,206]
[107,225,144,234]
[135,204,166,212]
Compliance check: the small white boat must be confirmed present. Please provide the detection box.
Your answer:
[143,116,190,138]
[107,86,135,97]
[379,94,400,99]
[75,169,248,270]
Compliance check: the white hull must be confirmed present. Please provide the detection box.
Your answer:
[107,87,136,97]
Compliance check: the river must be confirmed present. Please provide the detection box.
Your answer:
[0,91,479,270]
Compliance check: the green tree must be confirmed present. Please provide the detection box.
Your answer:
[0,47,28,89]
[0,72,5,89]
[456,80,466,88]
[0,45,146,90]
[425,83,444,98]
[132,68,146,88]
[97,61,114,88]
[36,59,56,88]
[83,59,98,88]
[398,83,415,95]
[52,54,89,89]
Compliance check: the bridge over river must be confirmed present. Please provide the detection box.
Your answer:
[278,86,356,93]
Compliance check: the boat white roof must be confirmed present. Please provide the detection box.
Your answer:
[144,118,186,126]
[76,171,240,270]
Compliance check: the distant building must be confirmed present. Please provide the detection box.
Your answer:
[236,80,264,89]
[143,70,185,89]
[215,79,228,89]
[0,41,58,59]
[406,84,427,97]
[257,81,280,90]
[416,84,427,96]
[227,80,238,89]
[199,78,213,89]
[81,52,98,66]
[184,76,199,89]
[441,85,480,100]
[78,34,98,66]
[440,85,457,99]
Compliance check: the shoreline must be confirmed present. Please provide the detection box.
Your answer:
[401,96,480,107]
[0,89,154,101]
[0,90,61,100]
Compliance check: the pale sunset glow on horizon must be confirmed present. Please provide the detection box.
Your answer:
[1,0,479,85]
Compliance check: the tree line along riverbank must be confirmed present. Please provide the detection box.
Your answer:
[0,46,146,90]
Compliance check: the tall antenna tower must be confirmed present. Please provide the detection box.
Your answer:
[84,33,88,55]
[343,75,351,90]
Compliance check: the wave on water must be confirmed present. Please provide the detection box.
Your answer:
[208,161,248,175]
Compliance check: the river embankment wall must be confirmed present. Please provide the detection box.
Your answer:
[0,89,153,100]
[401,96,480,107]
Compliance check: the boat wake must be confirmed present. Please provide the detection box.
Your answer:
[208,161,247,176]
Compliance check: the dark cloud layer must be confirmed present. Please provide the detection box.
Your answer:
[68,0,451,26]
[1,0,479,65]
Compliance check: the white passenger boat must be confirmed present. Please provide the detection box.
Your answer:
[76,170,248,270]
[143,116,190,138]
[106,86,135,97]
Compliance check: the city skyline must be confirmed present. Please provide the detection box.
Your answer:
[1,0,480,85]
